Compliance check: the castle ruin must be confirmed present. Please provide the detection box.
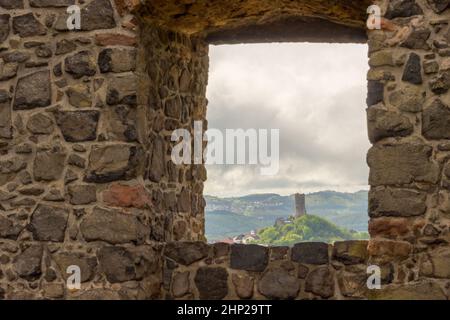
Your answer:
[294,193,306,218]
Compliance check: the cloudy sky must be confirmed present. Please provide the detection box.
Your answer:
[204,43,370,197]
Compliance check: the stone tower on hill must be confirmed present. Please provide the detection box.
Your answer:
[294,193,306,217]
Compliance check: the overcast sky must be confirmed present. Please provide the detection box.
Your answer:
[204,43,370,198]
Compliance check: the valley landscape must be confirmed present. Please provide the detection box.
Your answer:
[205,190,369,243]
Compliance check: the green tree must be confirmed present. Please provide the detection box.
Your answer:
[254,214,368,246]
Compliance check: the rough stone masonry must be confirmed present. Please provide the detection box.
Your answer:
[0,0,449,300]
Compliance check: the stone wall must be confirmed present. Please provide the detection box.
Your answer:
[139,23,208,243]
[365,0,450,299]
[162,241,370,300]
[0,0,449,300]
[0,0,206,299]
[161,239,448,300]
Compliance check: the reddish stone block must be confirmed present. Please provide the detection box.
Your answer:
[380,18,398,32]
[95,33,137,47]
[114,0,140,16]
[369,217,426,238]
[102,183,151,209]
[369,218,410,238]
[367,239,412,260]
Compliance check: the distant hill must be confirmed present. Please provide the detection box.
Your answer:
[205,190,368,242]
[205,210,268,241]
[253,215,369,246]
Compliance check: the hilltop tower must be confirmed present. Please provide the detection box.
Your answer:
[294,193,306,217]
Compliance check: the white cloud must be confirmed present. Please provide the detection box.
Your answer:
[205,43,370,197]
